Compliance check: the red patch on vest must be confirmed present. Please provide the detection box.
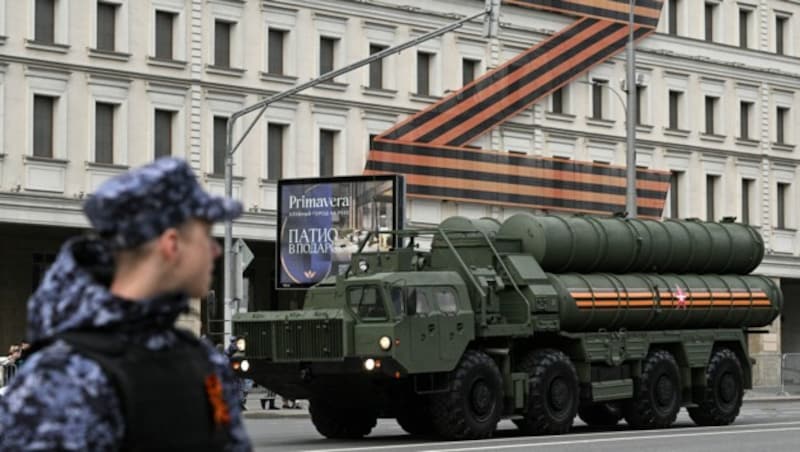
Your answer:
[204,374,231,426]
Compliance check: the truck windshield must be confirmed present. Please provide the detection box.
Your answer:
[347,286,388,320]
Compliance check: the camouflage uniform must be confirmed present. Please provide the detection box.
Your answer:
[0,158,251,451]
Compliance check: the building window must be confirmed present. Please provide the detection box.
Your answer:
[267,123,284,180]
[706,175,719,221]
[741,179,752,224]
[705,96,717,135]
[97,2,117,51]
[154,109,173,158]
[319,37,337,76]
[739,9,751,49]
[591,81,605,119]
[368,44,386,89]
[551,87,564,114]
[95,102,115,164]
[668,0,679,35]
[635,85,645,125]
[668,90,682,130]
[213,117,227,175]
[35,0,55,43]
[417,52,432,96]
[155,11,175,59]
[267,29,286,75]
[777,107,789,144]
[214,20,231,68]
[740,101,753,139]
[319,129,336,177]
[775,16,787,55]
[462,59,478,86]
[33,95,54,158]
[704,2,716,42]
[777,182,789,229]
[669,171,682,219]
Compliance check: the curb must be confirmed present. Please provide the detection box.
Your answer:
[743,396,800,403]
[243,411,310,420]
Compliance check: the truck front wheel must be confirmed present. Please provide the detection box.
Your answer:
[309,397,377,439]
[624,349,681,429]
[687,348,744,426]
[513,349,579,435]
[430,350,504,440]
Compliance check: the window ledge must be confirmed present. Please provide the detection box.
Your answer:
[88,48,132,62]
[735,137,759,147]
[25,40,70,53]
[206,65,246,77]
[259,72,298,84]
[24,155,68,165]
[316,81,348,92]
[663,127,691,138]
[147,57,188,69]
[85,161,129,171]
[586,117,615,128]
[545,112,576,123]
[258,178,279,186]
[774,228,797,234]
[700,133,726,143]
[410,93,442,103]
[772,142,795,152]
[205,173,245,182]
[636,124,654,133]
[362,86,398,98]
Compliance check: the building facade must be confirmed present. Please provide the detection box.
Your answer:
[0,0,798,385]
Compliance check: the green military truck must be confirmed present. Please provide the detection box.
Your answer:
[232,213,782,440]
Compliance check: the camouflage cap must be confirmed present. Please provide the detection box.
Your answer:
[83,157,242,249]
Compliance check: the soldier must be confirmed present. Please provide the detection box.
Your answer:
[0,158,252,451]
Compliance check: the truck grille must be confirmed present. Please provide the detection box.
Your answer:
[234,318,344,361]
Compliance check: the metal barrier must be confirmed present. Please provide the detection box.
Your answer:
[780,353,800,395]
[1,363,17,389]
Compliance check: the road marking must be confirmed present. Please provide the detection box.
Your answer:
[303,420,800,452]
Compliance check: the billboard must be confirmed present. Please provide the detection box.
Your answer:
[277,175,405,289]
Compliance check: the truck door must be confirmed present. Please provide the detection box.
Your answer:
[405,287,440,371]
[433,286,471,362]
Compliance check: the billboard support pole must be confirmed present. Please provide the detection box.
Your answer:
[223,5,497,343]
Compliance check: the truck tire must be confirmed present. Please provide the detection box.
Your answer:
[396,395,435,436]
[513,349,579,435]
[688,348,744,426]
[430,350,504,440]
[623,349,681,429]
[309,397,377,439]
[578,402,623,426]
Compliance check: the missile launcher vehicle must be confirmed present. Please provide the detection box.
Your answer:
[232,213,782,440]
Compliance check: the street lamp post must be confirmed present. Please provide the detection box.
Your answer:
[625,0,638,218]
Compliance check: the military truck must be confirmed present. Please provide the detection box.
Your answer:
[232,213,782,440]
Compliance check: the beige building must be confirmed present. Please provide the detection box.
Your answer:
[0,0,798,385]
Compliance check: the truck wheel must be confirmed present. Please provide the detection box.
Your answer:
[578,402,623,426]
[396,398,435,436]
[513,349,579,435]
[309,397,377,439]
[430,350,504,440]
[624,349,681,428]
[687,348,744,426]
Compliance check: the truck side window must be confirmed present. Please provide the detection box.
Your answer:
[347,286,387,320]
[435,287,458,313]
[390,286,405,315]
[406,288,431,316]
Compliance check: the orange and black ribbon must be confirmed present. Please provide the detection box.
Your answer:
[205,374,231,427]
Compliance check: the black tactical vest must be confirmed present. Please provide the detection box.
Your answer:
[58,329,229,452]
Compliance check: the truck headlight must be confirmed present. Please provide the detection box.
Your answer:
[358,259,369,272]
[379,336,392,351]
[240,360,250,372]
[364,358,376,371]
[236,338,246,352]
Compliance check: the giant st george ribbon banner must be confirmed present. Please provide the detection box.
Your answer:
[365,0,669,217]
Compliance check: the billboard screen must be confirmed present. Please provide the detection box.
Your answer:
[277,175,405,289]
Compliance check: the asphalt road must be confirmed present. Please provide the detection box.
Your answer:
[244,400,800,452]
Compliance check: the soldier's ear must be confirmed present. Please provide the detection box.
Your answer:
[156,227,181,261]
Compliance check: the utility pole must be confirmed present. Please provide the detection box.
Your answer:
[626,0,638,218]
[221,3,500,343]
